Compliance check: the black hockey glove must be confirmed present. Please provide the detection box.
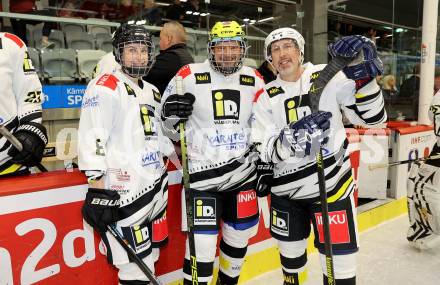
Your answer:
[279,111,332,158]
[7,122,48,167]
[82,188,120,233]
[162,93,196,121]
[256,161,273,197]
[328,35,383,90]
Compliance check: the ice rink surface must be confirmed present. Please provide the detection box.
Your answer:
[242,215,440,285]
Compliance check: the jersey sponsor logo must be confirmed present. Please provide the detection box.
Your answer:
[315,210,350,244]
[24,91,42,103]
[212,89,241,121]
[139,104,157,136]
[309,71,320,84]
[195,72,211,84]
[237,190,258,218]
[207,129,247,150]
[194,197,216,226]
[81,95,99,109]
[23,51,35,73]
[284,94,311,124]
[153,89,161,103]
[177,64,192,79]
[271,208,289,237]
[152,211,168,243]
[130,224,152,253]
[124,82,136,97]
[239,75,255,86]
[96,74,119,91]
[142,150,161,168]
[267,86,284,98]
[95,138,105,156]
[4,33,24,48]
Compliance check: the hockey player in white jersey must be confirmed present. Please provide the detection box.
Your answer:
[0,32,48,176]
[78,24,172,284]
[407,91,440,249]
[252,29,387,285]
[161,21,265,284]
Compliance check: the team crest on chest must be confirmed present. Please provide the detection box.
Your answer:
[284,94,311,124]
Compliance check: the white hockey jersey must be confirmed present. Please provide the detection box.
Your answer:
[78,69,174,226]
[161,60,265,191]
[252,62,387,200]
[0,32,43,175]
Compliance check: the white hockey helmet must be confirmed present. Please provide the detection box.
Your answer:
[265,27,305,63]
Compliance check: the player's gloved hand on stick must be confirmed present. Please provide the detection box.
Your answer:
[82,188,120,232]
[162,93,196,121]
[279,111,332,158]
[7,122,48,167]
[328,35,383,90]
[256,161,273,197]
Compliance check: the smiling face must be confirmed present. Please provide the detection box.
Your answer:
[212,40,242,70]
[270,38,302,80]
[122,42,149,69]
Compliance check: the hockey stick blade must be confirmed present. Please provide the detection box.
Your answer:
[0,124,48,172]
[368,154,440,170]
[107,224,162,285]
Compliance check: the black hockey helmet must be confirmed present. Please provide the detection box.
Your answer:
[113,23,155,78]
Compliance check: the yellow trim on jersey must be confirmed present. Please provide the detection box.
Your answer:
[327,176,353,203]
[354,93,367,99]
[0,163,22,175]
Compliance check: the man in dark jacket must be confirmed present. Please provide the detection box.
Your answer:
[399,64,420,98]
[144,21,194,94]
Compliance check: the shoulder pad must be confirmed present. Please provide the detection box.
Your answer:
[266,86,284,98]
[4,33,24,48]
[96,74,119,91]
[177,64,192,79]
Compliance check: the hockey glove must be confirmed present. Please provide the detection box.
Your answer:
[328,35,383,90]
[256,161,274,197]
[82,188,120,233]
[7,122,48,167]
[279,111,332,158]
[162,93,196,121]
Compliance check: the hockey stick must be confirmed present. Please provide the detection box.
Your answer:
[309,56,354,285]
[176,76,198,284]
[107,224,162,285]
[0,124,48,173]
[368,154,440,170]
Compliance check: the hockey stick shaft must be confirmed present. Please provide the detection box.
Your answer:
[107,224,161,285]
[0,125,48,172]
[310,56,354,285]
[176,76,198,284]
[368,154,440,170]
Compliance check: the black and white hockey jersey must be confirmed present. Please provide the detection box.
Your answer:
[428,91,440,167]
[78,69,174,226]
[252,62,387,200]
[161,60,265,191]
[0,32,43,175]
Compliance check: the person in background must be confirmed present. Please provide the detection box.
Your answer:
[144,21,194,94]
[141,0,162,26]
[399,63,420,98]
[381,74,398,98]
[256,60,277,84]
[166,0,185,21]
[434,66,440,94]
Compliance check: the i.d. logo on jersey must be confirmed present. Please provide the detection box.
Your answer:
[212,89,240,121]
[139,104,157,136]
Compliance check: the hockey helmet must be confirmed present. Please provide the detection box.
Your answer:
[208,21,247,75]
[265,27,305,64]
[113,23,155,78]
